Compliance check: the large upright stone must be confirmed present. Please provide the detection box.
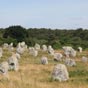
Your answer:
[8,55,19,71]
[51,64,69,82]
[48,45,54,55]
[0,61,9,75]
[41,56,48,65]
[42,45,47,51]
[65,58,76,67]
[54,53,63,61]
[78,47,82,53]
[35,43,40,50]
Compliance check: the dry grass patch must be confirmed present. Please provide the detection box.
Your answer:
[0,49,88,88]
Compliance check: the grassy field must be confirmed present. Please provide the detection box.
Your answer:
[0,48,88,88]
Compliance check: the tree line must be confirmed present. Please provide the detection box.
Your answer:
[0,25,88,49]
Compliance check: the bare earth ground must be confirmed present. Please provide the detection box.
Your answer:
[0,49,88,88]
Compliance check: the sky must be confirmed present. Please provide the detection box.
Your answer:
[0,0,88,29]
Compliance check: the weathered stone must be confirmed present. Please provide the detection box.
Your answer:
[41,56,48,65]
[65,58,76,66]
[54,53,63,61]
[42,45,47,51]
[82,56,88,63]
[8,55,19,71]
[51,64,69,82]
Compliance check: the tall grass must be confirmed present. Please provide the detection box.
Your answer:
[0,49,88,88]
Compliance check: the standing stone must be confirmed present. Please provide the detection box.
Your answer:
[29,47,38,57]
[42,45,47,51]
[70,49,76,57]
[51,64,69,82]
[20,41,26,47]
[15,53,21,60]
[82,56,88,63]
[54,53,63,61]
[41,56,48,65]
[16,45,24,55]
[8,55,19,71]
[65,58,76,66]
[3,43,9,49]
[48,45,54,55]
[0,61,9,75]
[35,43,40,50]
[78,47,82,53]
[8,43,14,52]
[32,50,38,57]
[0,61,9,79]
[62,46,72,57]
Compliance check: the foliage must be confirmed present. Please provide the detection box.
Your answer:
[3,25,28,42]
[0,25,88,49]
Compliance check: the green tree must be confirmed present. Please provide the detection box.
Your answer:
[3,25,28,42]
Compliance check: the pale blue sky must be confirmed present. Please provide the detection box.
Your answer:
[0,0,88,29]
